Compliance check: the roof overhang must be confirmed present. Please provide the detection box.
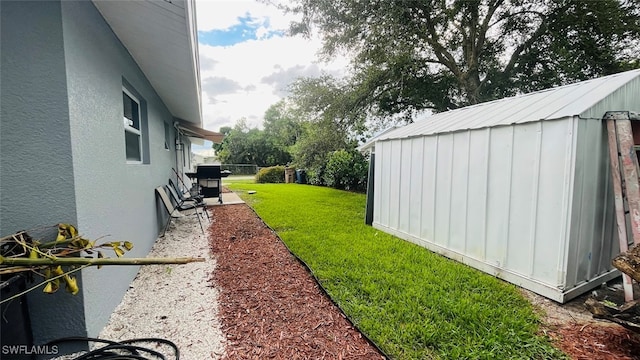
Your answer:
[176,121,224,144]
[92,0,203,125]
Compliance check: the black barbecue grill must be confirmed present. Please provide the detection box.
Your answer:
[196,164,231,203]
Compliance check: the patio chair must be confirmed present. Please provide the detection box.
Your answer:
[169,178,203,203]
[166,180,210,221]
[155,186,205,237]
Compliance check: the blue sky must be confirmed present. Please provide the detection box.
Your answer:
[198,15,284,47]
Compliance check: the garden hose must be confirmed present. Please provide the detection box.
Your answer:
[45,336,179,360]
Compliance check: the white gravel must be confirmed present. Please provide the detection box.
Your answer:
[50,215,225,359]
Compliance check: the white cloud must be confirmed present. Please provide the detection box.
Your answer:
[196,0,350,133]
[196,0,293,32]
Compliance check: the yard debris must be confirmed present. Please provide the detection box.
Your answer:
[613,243,640,284]
[580,243,640,335]
[0,223,204,302]
[584,297,640,334]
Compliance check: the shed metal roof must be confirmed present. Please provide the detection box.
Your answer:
[378,69,640,141]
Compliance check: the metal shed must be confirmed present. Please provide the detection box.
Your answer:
[370,69,640,303]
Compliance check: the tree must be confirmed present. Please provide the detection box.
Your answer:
[216,119,290,167]
[291,119,353,184]
[263,100,303,148]
[212,126,232,152]
[283,0,640,121]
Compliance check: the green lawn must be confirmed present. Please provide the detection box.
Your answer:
[225,180,565,359]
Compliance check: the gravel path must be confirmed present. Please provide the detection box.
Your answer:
[98,215,226,359]
[50,214,226,359]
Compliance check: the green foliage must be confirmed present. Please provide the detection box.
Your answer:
[226,182,566,360]
[323,149,368,192]
[282,0,640,121]
[255,165,286,183]
[263,100,303,148]
[290,120,353,185]
[216,119,291,167]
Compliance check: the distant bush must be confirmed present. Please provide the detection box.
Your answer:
[255,165,286,183]
[305,166,325,186]
[323,150,368,192]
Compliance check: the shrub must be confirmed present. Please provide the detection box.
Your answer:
[305,166,325,186]
[255,165,286,183]
[323,149,368,192]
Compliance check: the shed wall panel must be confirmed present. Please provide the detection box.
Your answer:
[567,118,619,288]
[485,126,513,268]
[420,136,438,240]
[399,140,412,233]
[408,138,424,237]
[590,120,617,277]
[377,141,391,226]
[465,129,490,261]
[505,122,540,276]
[434,134,454,248]
[389,140,402,229]
[532,119,573,284]
[449,132,470,253]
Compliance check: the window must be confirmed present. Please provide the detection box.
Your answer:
[123,89,142,163]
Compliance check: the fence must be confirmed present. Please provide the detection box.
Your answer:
[220,164,258,176]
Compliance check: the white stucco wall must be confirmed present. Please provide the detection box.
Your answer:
[0,1,88,350]
[60,1,180,337]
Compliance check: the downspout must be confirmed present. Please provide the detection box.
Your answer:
[173,121,183,186]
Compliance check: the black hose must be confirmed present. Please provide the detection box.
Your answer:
[45,337,179,360]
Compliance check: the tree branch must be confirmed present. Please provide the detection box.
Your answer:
[476,0,504,56]
[423,15,461,78]
[0,256,205,266]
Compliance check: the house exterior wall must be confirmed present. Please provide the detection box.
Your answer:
[1,0,191,348]
[373,118,592,302]
[59,1,179,337]
[0,0,88,349]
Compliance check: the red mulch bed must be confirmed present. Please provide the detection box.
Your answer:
[209,204,385,359]
[547,323,640,360]
[209,200,640,359]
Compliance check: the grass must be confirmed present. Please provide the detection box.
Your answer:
[225,180,565,359]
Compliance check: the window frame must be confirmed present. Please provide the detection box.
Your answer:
[123,87,143,164]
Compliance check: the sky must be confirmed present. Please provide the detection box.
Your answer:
[195,0,349,144]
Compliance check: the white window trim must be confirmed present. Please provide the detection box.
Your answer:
[123,87,143,164]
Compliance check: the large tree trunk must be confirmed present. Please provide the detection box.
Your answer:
[613,244,640,283]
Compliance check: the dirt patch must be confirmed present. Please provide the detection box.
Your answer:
[209,204,384,359]
[210,198,640,359]
[523,284,640,359]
